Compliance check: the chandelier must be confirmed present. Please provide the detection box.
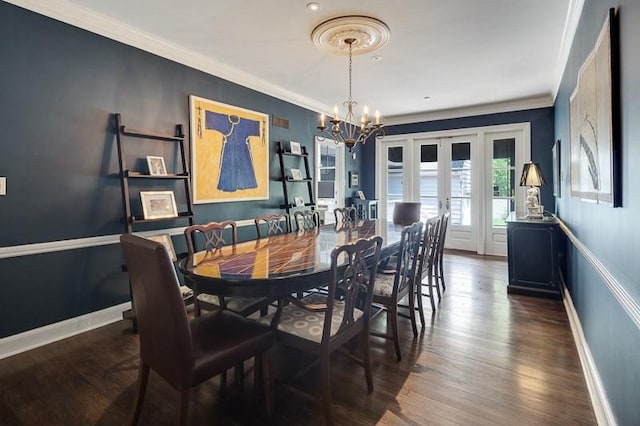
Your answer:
[311,16,390,153]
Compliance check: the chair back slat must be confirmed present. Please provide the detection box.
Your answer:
[325,235,383,341]
[392,221,423,295]
[255,213,291,238]
[333,207,356,225]
[184,221,237,256]
[294,209,320,231]
[437,213,450,255]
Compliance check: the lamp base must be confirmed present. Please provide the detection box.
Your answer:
[525,205,544,219]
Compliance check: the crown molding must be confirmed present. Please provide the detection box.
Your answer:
[551,0,586,102]
[385,95,554,125]
[3,0,326,114]
[4,0,576,126]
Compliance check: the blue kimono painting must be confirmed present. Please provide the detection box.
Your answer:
[205,111,260,192]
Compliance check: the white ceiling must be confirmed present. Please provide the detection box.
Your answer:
[9,0,583,123]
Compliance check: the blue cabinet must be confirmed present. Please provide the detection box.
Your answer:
[506,216,562,299]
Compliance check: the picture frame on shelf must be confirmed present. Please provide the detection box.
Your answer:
[146,234,177,261]
[146,155,167,176]
[140,191,178,219]
[289,141,302,155]
[294,196,305,207]
[290,168,303,180]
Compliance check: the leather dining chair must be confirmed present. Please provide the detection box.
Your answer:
[184,220,268,318]
[255,213,291,238]
[258,235,383,425]
[392,202,422,226]
[371,221,423,361]
[120,234,274,425]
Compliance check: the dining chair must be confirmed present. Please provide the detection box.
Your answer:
[258,235,383,425]
[333,206,356,225]
[434,212,450,293]
[371,221,423,361]
[392,202,421,226]
[413,216,441,326]
[184,221,269,318]
[255,212,291,238]
[293,209,320,232]
[120,234,274,425]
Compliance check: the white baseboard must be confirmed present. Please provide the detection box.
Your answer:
[0,302,131,360]
[562,285,616,425]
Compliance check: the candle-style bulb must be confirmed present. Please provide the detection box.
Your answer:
[320,113,325,128]
[333,105,339,120]
[375,110,380,125]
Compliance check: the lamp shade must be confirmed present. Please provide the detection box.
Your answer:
[520,162,545,187]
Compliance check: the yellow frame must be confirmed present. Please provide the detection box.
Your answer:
[189,95,269,204]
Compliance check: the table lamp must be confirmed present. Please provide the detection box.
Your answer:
[520,161,545,218]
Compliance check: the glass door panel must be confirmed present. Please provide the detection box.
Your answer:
[419,143,439,220]
[449,142,472,226]
[315,137,344,224]
[386,145,405,221]
[492,138,516,227]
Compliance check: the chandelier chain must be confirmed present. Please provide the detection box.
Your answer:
[348,40,353,104]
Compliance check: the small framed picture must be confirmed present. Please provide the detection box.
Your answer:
[146,155,167,176]
[290,168,303,180]
[552,139,561,198]
[357,190,366,200]
[146,234,177,261]
[289,141,302,155]
[349,171,359,188]
[294,196,305,207]
[140,191,178,219]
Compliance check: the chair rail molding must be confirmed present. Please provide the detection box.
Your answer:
[556,216,640,331]
[0,220,256,259]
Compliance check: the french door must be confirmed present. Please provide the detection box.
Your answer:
[415,136,477,251]
[314,137,344,224]
[376,124,530,256]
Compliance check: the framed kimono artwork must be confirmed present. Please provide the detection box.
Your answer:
[190,95,269,203]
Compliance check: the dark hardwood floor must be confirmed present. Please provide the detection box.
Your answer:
[0,252,596,425]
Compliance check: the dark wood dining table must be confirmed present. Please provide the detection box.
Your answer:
[179,219,404,298]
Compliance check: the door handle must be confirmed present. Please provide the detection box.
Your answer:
[438,200,442,210]
[446,197,450,210]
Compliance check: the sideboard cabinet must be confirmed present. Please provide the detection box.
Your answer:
[506,215,562,299]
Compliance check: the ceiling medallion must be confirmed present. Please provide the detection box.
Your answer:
[311,15,390,55]
[311,16,390,154]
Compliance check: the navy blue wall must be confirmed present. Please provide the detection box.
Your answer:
[554,0,640,424]
[0,3,355,337]
[360,108,555,212]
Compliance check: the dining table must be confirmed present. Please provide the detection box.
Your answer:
[179,219,404,299]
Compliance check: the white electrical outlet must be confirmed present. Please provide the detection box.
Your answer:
[0,177,6,196]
